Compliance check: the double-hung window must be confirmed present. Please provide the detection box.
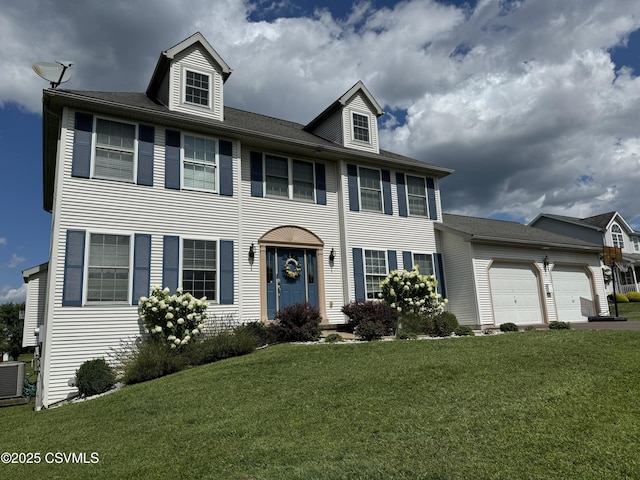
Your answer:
[185,70,209,107]
[183,239,217,300]
[353,113,370,143]
[412,253,434,276]
[633,237,639,252]
[94,119,135,181]
[87,233,130,302]
[265,155,315,201]
[359,167,382,212]
[183,135,217,191]
[364,249,387,299]
[406,175,428,216]
[612,225,624,249]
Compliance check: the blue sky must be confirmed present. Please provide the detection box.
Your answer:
[1,0,640,303]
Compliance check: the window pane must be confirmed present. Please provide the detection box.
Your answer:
[364,250,387,298]
[88,234,129,302]
[265,155,289,198]
[353,113,370,142]
[360,168,382,212]
[184,135,217,191]
[292,160,314,201]
[413,254,433,275]
[185,71,209,106]
[407,175,427,216]
[183,239,217,300]
[95,119,135,181]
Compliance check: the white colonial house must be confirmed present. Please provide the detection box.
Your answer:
[25,32,452,408]
[530,212,640,294]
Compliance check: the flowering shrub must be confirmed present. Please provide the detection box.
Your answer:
[138,286,208,348]
[378,265,448,316]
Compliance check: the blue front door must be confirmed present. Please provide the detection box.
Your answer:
[266,247,318,318]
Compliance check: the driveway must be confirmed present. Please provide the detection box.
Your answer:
[572,320,640,331]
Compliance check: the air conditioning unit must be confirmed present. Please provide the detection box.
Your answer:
[0,362,26,399]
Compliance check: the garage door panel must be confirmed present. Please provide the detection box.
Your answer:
[490,263,543,325]
[553,266,593,322]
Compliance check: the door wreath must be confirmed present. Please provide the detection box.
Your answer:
[283,257,302,279]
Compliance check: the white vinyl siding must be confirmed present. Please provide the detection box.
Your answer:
[359,167,382,212]
[183,239,217,300]
[87,233,130,303]
[94,119,135,181]
[406,175,428,217]
[364,249,387,299]
[183,134,217,192]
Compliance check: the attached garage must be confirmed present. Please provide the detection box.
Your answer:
[552,265,594,322]
[489,262,544,325]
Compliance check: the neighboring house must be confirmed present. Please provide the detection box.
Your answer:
[530,212,640,294]
[27,32,453,408]
[21,263,48,349]
[435,214,609,327]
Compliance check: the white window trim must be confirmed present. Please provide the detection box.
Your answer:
[350,109,372,145]
[179,236,220,304]
[262,153,316,203]
[363,248,388,300]
[83,230,134,305]
[411,252,435,276]
[357,166,384,213]
[405,174,431,218]
[181,132,219,193]
[91,116,138,183]
[633,237,639,252]
[181,66,213,110]
[611,224,625,249]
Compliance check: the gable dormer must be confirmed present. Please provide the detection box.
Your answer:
[146,32,232,122]
[305,81,384,154]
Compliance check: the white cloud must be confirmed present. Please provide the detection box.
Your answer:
[0,238,6,246]
[1,0,639,224]
[0,284,27,304]
[7,254,25,269]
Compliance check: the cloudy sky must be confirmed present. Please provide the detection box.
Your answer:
[1,0,639,303]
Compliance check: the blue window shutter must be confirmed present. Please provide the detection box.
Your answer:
[315,162,326,205]
[352,248,365,301]
[434,253,446,298]
[402,251,413,271]
[72,113,93,178]
[381,169,393,215]
[426,177,438,220]
[396,173,408,217]
[137,125,154,186]
[387,250,397,272]
[132,234,151,305]
[347,164,359,211]
[219,139,233,196]
[250,151,263,197]
[162,236,180,292]
[219,240,234,304]
[62,230,86,306]
[165,129,181,189]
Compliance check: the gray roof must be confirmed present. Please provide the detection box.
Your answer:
[437,213,601,251]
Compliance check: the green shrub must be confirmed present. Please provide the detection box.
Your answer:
[323,333,343,343]
[121,338,187,385]
[75,358,116,397]
[429,311,459,337]
[268,303,322,342]
[626,292,640,302]
[608,292,630,303]
[549,321,571,330]
[398,312,431,336]
[500,322,519,332]
[234,321,270,347]
[454,325,475,336]
[185,330,256,365]
[341,301,399,340]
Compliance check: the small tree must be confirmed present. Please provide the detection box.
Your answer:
[378,265,448,317]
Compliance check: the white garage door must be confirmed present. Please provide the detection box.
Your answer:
[552,266,593,322]
[489,262,543,325]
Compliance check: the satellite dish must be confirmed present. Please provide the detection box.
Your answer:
[33,60,73,88]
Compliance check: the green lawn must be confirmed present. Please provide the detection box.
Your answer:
[609,300,640,321]
[1,331,640,479]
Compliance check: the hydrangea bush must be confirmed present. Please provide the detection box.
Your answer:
[378,265,448,316]
[138,286,209,348]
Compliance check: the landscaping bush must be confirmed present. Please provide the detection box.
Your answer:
[397,312,431,336]
[75,358,116,397]
[341,301,399,340]
[454,325,475,336]
[500,322,519,332]
[185,330,256,365]
[121,338,188,385]
[549,321,571,330]
[378,265,448,316]
[323,333,343,343]
[429,311,459,337]
[267,303,322,342]
[626,292,640,302]
[608,292,630,303]
[234,321,270,347]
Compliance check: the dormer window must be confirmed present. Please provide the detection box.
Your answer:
[185,70,210,107]
[352,113,370,143]
[612,225,624,249]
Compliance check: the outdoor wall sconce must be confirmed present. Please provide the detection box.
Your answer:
[543,255,549,271]
[248,243,255,263]
[329,248,336,263]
